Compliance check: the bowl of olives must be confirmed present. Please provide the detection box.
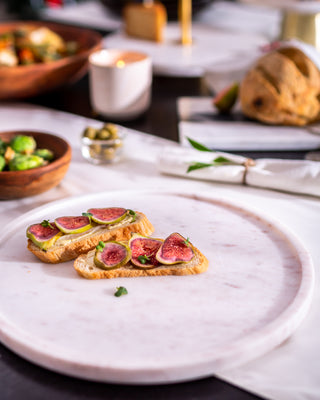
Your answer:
[0,130,71,200]
[81,123,126,164]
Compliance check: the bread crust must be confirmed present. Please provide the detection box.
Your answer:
[123,3,167,42]
[27,212,154,264]
[74,245,209,280]
[240,47,320,126]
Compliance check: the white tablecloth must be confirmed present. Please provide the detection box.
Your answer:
[1,103,320,400]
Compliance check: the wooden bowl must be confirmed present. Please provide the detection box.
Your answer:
[0,131,72,200]
[0,21,102,100]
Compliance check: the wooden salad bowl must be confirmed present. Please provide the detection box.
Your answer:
[0,131,72,200]
[0,21,102,99]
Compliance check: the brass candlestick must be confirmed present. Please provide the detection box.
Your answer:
[179,0,192,45]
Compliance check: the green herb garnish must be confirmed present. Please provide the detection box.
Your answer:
[82,212,93,221]
[114,286,128,297]
[138,255,150,264]
[128,209,136,222]
[96,241,105,252]
[41,220,54,229]
[183,237,190,246]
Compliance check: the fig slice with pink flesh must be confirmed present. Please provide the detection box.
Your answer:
[129,233,163,269]
[26,221,63,250]
[94,241,131,270]
[87,207,128,225]
[156,232,195,265]
[54,215,93,234]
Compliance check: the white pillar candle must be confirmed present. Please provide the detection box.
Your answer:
[89,49,152,120]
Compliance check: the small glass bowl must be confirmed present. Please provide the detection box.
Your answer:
[81,125,126,165]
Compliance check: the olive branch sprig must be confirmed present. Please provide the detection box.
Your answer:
[186,138,254,173]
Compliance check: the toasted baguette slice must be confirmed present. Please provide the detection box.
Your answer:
[74,244,209,280]
[27,212,154,264]
[123,2,167,42]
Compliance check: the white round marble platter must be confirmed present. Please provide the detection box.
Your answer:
[104,23,268,77]
[0,190,314,384]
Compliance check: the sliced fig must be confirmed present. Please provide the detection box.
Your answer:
[26,221,63,250]
[156,232,195,265]
[129,233,163,269]
[94,241,131,270]
[54,216,92,234]
[87,207,128,225]
[213,82,239,113]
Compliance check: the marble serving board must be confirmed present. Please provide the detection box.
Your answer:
[0,191,314,384]
[104,23,267,77]
[178,97,320,151]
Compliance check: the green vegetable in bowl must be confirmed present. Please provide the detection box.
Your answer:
[0,155,5,171]
[33,148,54,161]
[0,134,56,172]
[0,139,7,156]
[9,154,44,171]
[10,135,36,155]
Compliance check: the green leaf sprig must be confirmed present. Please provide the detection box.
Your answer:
[114,286,128,297]
[186,137,250,173]
[128,209,136,222]
[41,220,54,229]
[96,241,105,252]
[138,255,150,264]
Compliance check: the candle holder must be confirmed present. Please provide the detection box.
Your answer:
[89,49,152,120]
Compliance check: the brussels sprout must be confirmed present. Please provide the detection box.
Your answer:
[33,148,54,161]
[0,138,7,156]
[10,135,36,155]
[0,155,5,171]
[4,146,15,163]
[9,154,44,171]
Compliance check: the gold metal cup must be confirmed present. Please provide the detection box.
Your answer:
[280,10,320,50]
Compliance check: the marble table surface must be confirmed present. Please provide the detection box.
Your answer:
[0,103,320,399]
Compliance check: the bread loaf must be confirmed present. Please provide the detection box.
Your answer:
[240,47,320,126]
[123,2,167,42]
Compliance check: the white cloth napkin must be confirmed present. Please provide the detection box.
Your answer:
[158,146,320,197]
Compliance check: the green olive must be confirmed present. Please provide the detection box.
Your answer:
[103,147,116,160]
[96,129,111,140]
[83,127,97,140]
[10,135,36,155]
[33,148,54,161]
[104,123,118,139]
[9,154,44,171]
[89,144,101,157]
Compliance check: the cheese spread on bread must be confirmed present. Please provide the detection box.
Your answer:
[52,215,133,248]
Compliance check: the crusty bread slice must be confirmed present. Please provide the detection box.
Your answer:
[74,244,209,280]
[123,3,167,42]
[27,212,154,264]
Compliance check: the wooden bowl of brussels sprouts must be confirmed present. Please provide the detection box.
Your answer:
[0,131,71,200]
[0,21,102,99]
